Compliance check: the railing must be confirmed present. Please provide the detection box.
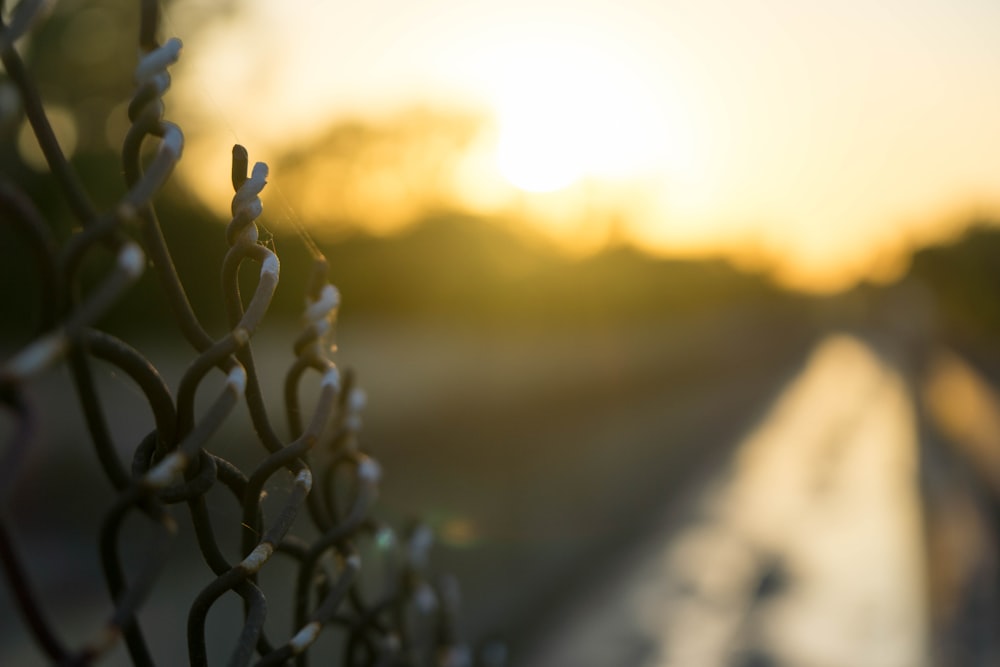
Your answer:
[0,1,468,664]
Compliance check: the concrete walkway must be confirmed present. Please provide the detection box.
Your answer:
[524,334,930,667]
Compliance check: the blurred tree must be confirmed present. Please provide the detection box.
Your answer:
[273,108,484,236]
[909,222,1000,354]
[0,0,796,341]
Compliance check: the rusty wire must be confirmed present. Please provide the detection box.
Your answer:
[0,1,467,664]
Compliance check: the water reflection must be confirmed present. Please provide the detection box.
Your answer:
[652,335,927,666]
[528,335,930,666]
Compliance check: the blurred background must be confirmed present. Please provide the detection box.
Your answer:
[3,0,1000,664]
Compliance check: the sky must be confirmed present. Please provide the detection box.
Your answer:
[163,0,1000,292]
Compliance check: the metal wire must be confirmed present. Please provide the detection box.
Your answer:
[0,1,468,664]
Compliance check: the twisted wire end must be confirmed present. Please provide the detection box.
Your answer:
[227,147,269,246]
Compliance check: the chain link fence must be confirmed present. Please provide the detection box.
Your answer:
[0,1,473,664]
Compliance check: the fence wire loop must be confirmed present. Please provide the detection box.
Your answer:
[0,2,470,665]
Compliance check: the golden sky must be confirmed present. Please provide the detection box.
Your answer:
[165,0,1000,292]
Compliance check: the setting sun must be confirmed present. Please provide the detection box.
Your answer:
[490,41,671,193]
[167,0,1000,292]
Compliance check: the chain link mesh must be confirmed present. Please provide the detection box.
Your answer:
[0,1,469,664]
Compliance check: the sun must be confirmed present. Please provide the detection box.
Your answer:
[496,104,583,193]
[490,43,670,193]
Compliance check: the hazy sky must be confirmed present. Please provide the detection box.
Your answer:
[166,0,1000,291]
